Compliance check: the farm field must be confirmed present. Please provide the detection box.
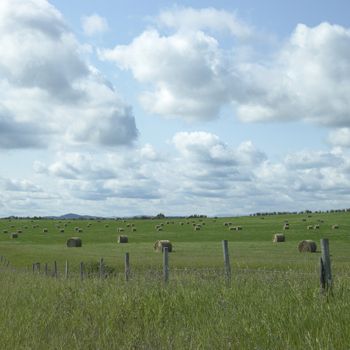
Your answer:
[0,211,350,349]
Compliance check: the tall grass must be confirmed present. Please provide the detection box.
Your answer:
[0,268,349,349]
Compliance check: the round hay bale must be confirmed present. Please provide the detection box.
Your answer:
[3,230,8,234]
[313,224,320,229]
[132,228,137,232]
[332,224,339,229]
[60,229,65,233]
[229,227,235,231]
[66,237,82,248]
[273,234,285,242]
[43,228,48,233]
[118,228,124,232]
[11,233,18,239]
[194,226,201,231]
[298,240,317,253]
[118,235,128,243]
[17,230,22,234]
[283,224,289,230]
[154,240,172,252]
[307,225,313,230]
[235,226,242,231]
[157,228,163,232]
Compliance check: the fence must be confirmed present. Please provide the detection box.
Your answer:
[0,239,333,292]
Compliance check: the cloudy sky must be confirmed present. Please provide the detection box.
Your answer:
[1,0,350,217]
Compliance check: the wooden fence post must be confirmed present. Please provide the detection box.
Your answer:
[65,260,69,279]
[222,240,231,283]
[99,258,104,279]
[163,247,169,283]
[53,261,57,278]
[80,262,84,280]
[125,252,130,282]
[320,238,332,293]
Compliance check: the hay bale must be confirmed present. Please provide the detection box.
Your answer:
[66,237,82,248]
[307,225,313,230]
[229,227,235,231]
[78,228,83,233]
[3,230,8,234]
[118,235,128,243]
[332,224,339,229]
[132,228,137,232]
[118,228,124,232]
[283,224,289,230]
[11,233,18,239]
[273,234,285,242]
[194,225,201,231]
[157,228,163,232]
[234,226,242,231]
[17,230,22,234]
[298,240,317,253]
[313,224,320,229]
[43,228,48,233]
[60,229,65,233]
[154,240,172,252]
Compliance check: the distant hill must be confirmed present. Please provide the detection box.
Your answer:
[46,213,107,220]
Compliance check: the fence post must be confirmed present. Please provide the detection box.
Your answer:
[99,258,104,279]
[320,238,332,293]
[80,262,84,280]
[222,240,231,284]
[53,261,57,278]
[65,260,69,279]
[163,247,169,284]
[125,252,130,282]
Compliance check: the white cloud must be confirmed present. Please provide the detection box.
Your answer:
[100,28,233,121]
[157,7,253,38]
[101,10,350,128]
[0,0,137,148]
[328,128,350,147]
[81,14,109,36]
[236,22,350,126]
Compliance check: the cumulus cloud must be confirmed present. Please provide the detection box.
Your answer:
[157,7,253,38]
[81,14,109,36]
[328,128,350,147]
[0,0,137,148]
[1,178,42,192]
[0,106,45,148]
[101,8,350,128]
[236,23,350,126]
[100,20,235,121]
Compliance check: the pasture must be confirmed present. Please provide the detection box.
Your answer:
[0,211,350,349]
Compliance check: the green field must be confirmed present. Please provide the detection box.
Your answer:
[0,212,349,349]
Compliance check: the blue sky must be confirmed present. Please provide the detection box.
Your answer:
[1,0,350,217]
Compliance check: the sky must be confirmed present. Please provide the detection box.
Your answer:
[1,0,350,217]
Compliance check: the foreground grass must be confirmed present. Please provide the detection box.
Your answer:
[0,269,349,349]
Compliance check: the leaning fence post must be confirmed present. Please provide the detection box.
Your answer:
[222,240,231,283]
[99,258,104,279]
[163,247,169,283]
[125,252,130,282]
[320,238,332,293]
[65,260,69,279]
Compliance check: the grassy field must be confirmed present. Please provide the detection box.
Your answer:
[0,212,349,349]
